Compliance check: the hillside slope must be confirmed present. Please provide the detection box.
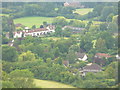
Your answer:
[34,79,76,88]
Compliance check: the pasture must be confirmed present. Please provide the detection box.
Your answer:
[14,17,53,28]
[34,79,76,88]
[73,8,93,15]
[14,16,104,29]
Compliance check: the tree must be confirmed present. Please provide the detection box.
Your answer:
[106,13,114,22]
[2,81,15,88]
[95,38,107,52]
[43,21,47,27]
[46,58,52,67]
[66,50,76,64]
[98,31,115,49]
[18,51,36,61]
[108,22,118,33]
[2,36,9,44]
[80,36,93,52]
[55,26,62,36]
[105,62,117,79]
[54,57,63,65]
[31,25,36,29]
[112,15,118,24]
[99,23,108,31]
[54,47,60,58]
[53,16,68,26]
[70,20,85,28]
[2,45,18,62]
[9,69,35,88]
[85,20,93,30]
[40,25,44,28]
[100,6,116,21]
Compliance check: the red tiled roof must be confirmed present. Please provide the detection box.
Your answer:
[96,53,111,58]
[14,28,48,35]
[27,28,47,33]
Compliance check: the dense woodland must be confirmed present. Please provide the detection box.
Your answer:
[1,2,120,88]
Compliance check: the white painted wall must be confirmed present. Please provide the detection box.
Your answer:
[78,54,88,61]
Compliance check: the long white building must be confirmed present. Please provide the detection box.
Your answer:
[13,25,55,38]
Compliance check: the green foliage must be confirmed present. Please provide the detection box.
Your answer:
[9,69,35,88]
[2,36,9,44]
[80,35,93,52]
[100,6,117,21]
[95,38,107,53]
[66,50,76,64]
[2,81,15,88]
[2,45,18,62]
[53,16,68,26]
[106,13,114,22]
[69,20,85,28]
[108,22,118,33]
[105,62,117,79]
[18,51,36,61]
[55,26,62,36]
[2,16,15,38]
[31,25,36,29]
[98,31,115,49]
[99,23,108,31]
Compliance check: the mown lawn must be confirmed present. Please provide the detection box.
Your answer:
[34,79,76,88]
[73,8,93,15]
[14,17,53,28]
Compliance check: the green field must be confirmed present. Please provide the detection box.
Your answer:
[34,79,76,88]
[14,16,103,29]
[14,17,53,28]
[73,8,93,15]
[0,14,9,16]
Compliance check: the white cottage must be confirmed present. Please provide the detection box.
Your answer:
[76,52,88,61]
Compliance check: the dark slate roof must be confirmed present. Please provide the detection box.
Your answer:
[93,57,106,65]
[83,63,102,70]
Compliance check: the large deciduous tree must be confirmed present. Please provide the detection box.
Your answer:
[18,51,36,61]
[2,45,18,62]
[9,69,35,88]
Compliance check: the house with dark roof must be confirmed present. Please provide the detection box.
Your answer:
[93,57,106,66]
[62,26,85,34]
[76,52,88,61]
[80,63,102,76]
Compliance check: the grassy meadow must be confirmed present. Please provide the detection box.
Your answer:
[34,79,76,88]
[73,8,93,15]
[0,14,9,16]
[14,17,53,28]
[14,15,103,29]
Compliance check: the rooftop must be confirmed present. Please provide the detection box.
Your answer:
[95,53,111,58]
[83,63,102,70]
